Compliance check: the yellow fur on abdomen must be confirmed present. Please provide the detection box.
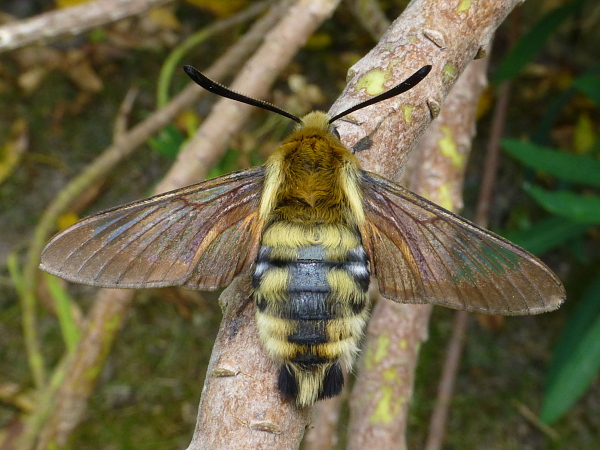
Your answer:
[253,222,370,406]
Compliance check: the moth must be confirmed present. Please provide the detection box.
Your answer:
[41,65,565,406]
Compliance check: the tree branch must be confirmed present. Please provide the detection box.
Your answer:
[187,277,311,449]
[346,0,391,42]
[185,1,345,448]
[334,0,516,446]
[347,54,490,450]
[331,0,518,181]
[302,396,344,450]
[0,0,173,52]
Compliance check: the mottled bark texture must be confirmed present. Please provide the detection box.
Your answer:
[302,395,344,450]
[186,0,343,448]
[187,277,311,449]
[331,0,517,181]
[347,56,490,450]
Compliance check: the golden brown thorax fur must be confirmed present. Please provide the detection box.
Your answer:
[259,111,364,228]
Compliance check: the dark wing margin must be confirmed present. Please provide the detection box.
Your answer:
[40,166,265,290]
[359,171,565,315]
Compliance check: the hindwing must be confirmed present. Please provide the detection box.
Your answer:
[359,171,565,315]
[40,166,265,289]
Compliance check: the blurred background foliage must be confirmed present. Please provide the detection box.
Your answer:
[0,0,599,448]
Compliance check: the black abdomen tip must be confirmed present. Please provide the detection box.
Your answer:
[319,362,344,400]
[278,364,298,399]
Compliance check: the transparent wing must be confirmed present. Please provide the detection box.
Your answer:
[360,171,565,315]
[40,166,265,290]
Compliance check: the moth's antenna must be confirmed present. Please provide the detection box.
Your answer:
[328,65,432,124]
[184,66,302,124]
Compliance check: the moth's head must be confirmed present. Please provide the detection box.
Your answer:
[299,111,330,129]
[298,111,339,137]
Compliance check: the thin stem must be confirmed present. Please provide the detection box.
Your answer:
[156,1,271,108]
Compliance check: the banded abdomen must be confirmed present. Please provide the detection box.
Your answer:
[253,222,370,406]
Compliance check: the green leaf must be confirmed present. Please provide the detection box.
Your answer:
[148,125,184,160]
[573,74,600,105]
[44,274,81,353]
[532,88,575,146]
[546,276,600,387]
[501,216,589,255]
[541,276,600,424]
[206,147,240,179]
[493,0,585,83]
[502,139,600,188]
[7,251,24,297]
[524,185,600,224]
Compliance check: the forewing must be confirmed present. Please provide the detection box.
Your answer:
[40,166,265,289]
[360,171,565,315]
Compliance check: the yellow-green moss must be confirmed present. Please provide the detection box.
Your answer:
[402,104,414,125]
[439,125,464,168]
[443,63,457,83]
[457,0,471,12]
[383,366,398,382]
[370,387,404,424]
[356,69,390,96]
[436,182,455,211]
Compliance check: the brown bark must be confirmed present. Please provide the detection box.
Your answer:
[424,310,468,450]
[302,395,344,450]
[36,289,132,449]
[0,0,173,52]
[187,277,311,450]
[474,81,512,227]
[331,0,518,182]
[345,22,494,450]
[408,58,490,208]
[192,0,519,447]
[185,1,344,448]
[348,302,432,450]
[347,0,391,41]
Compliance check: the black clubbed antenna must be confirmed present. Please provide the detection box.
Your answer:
[328,65,432,124]
[183,65,302,124]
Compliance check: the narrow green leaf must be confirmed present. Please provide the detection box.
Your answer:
[148,125,184,160]
[541,312,600,424]
[546,276,600,388]
[501,216,589,255]
[532,88,574,146]
[525,185,600,224]
[502,139,600,188]
[7,251,25,297]
[493,0,585,83]
[44,273,81,353]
